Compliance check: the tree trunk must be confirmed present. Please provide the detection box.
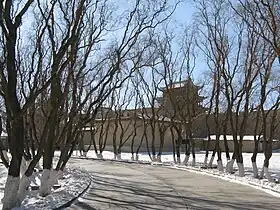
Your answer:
[2,118,24,210]
[236,143,244,177]
[183,139,191,165]
[223,134,230,161]
[191,138,196,167]
[157,130,165,162]
[251,138,259,178]
[226,152,236,173]
[40,111,57,196]
[263,142,273,182]
[208,148,216,168]
[18,152,42,202]
[170,127,177,164]
[203,135,211,167]
[151,123,156,161]
[176,129,182,164]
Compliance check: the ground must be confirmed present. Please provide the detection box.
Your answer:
[67,159,280,210]
[0,161,90,210]
[1,150,280,209]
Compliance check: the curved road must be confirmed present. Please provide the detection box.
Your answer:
[67,159,280,210]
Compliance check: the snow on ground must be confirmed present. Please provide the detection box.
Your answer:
[72,150,280,195]
[20,167,90,210]
[73,150,280,174]
[0,164,7,207]
[1,150,278,209]
[0,161,90,210]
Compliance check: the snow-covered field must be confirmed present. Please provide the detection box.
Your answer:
[0,163,90,210]
[73,150,280,174]
[72,150,280,196]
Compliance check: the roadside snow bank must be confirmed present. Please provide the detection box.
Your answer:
[0,164,90,210]
[172,164,280,197]
[19,167,91,210]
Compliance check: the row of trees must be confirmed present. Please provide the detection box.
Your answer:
[0,0,279,209]
[76,0,280,185]
[195,0,280,179]
[80,0,280,182]
[0,0,182,209]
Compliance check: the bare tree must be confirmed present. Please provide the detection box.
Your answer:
[230,0,280,64]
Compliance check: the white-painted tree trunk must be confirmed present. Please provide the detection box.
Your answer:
[131,154,135,161]
[75,150,78,156]
[114,154,117,160]
[2,176,20,210]
[217,160,223,172]
[2,150,9,163]
[203,155,208,167]
[237,162,245,177]
[20,158,27,177]
[49,170,58,187]
[157,155,162,162]
[173,156,177,164]
[117,154,121,160]
[226,159,235,173]
[136,154,139,161]
[192,158,196,167]
[264,167,273,182]
[152,155,157,162]
[18,175,30,202]
[252,162,258,178]
[177,157,181,165]
[208,155,215,168]
[96,153,103,159]
[39,169,51,197]
[259,165,264,179]
[183,155,189,165]
[83,152,87,157]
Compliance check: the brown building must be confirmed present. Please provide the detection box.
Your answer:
[81,79,207,152]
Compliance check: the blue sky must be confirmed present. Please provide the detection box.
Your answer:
[171,1,206,83]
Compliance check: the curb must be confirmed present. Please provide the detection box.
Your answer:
[164,164,280,197]
[70,156,152,165]
[54,171,91,210]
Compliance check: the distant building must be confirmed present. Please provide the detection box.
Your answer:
[81,78,207,152]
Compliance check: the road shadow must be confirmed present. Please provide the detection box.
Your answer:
[68,168,280,210]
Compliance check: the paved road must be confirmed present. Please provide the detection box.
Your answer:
[67,159,280,210]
